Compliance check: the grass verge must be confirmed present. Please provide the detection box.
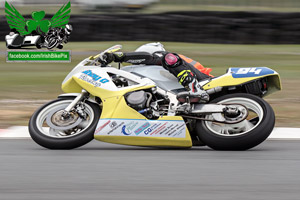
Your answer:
[0,41,299,128]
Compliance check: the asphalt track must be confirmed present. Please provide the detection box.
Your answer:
[0,140,300,200]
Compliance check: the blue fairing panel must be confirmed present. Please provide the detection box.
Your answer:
[230,67,275,78]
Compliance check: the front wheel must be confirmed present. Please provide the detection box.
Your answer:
[196,93,275,150]
[29,97,101,149]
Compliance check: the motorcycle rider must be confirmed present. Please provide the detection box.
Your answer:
[99,42,211,102]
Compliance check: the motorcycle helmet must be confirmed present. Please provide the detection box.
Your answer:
[64,24,73,35]
[135,42,166,54]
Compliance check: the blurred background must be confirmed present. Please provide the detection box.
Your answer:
[0,0,299,128]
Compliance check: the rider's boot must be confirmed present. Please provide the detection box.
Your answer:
[176,76,209,103]
[186,78,209,103]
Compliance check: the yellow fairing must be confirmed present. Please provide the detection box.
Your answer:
[203,74,281,96]
[62,76,192,147]
[95,131,192,147]
[62,76,154,99]
[95,96,192,147]
[61,77,82,94]
[94,116,192,148]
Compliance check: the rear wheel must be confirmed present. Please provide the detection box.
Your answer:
[196,93,275,150]
[36,43,42,49]
[29,97,101,149]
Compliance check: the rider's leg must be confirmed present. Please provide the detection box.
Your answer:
[177,70,209,102]
[162,53,209,102]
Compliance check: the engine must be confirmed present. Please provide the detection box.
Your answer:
[126,91,147,110]
[125,90,167,119]
[110,72,169,118]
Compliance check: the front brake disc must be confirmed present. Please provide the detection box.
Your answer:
[46,105,82,131]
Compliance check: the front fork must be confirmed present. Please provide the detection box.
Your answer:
[63,89,89,114]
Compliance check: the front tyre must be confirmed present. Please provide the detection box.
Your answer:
[29,97,101,149]
[196,93,275,150]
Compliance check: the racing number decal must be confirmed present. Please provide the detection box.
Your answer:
[231,67,275,78]
[236,68,262,75]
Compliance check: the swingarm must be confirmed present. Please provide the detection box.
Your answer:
[179,103,249,124]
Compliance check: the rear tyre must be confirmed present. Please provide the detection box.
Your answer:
[29,97,101,149]
[36,43,42,49]
[196,93,275,150]
[57,44,63,49]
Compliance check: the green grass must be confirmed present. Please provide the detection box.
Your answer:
[0,41,300,127]
[142,4,300,13]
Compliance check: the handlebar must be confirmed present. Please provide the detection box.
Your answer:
[86,44,122,67]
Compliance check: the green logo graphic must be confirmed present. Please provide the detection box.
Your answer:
[5,1,71,36]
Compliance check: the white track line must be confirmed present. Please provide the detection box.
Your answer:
[0,126,30,138]
[267,128,300,139]
[0,126,299,139]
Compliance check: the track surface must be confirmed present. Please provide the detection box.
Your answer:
[0,140,300,200]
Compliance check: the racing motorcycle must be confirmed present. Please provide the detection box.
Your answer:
[44,25,72,50]
[29,45,281,150]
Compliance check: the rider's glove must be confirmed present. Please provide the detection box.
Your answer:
[98,53,115,65]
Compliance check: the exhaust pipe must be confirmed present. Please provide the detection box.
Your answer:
[206,86,222,95]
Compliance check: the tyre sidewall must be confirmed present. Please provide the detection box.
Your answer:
[196,93,275,150]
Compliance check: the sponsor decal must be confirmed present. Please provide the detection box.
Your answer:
[134,122,150,135]
[82,70,109,83]
[144,123,161,135]
[79,70,110,87]
[109,121,117,129]
[79,74,102,87]
[122,126,131,135]
[121,121,138,136]
[94,120,111,134]
[150,122,167,135]
[107,122,124,135]
[95,119,186,138]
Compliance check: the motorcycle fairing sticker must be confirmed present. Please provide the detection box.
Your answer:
[81,70,109,83]
[230,67,275,78]
[94,119,186,138]
[78,70,110,87]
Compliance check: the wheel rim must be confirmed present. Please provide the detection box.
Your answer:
[35,100,95,138]
[204,97,264,137]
